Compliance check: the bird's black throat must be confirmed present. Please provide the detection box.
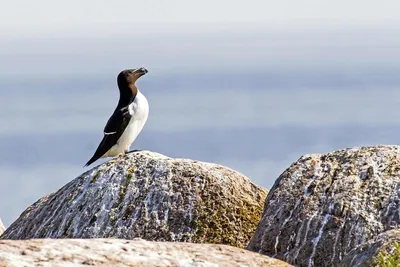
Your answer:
[116,84,137,109]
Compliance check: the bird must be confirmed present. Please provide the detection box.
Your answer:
[85,67,149,167]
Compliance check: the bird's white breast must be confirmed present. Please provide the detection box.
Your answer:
[105,91,149,157]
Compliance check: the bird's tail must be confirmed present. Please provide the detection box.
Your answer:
[84,136,112,167]
[84,155,99,167]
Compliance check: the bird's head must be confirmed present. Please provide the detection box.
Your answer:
[117,67,148,87]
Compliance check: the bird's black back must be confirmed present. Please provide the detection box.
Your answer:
[84,106,132,167]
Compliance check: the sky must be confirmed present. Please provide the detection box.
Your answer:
[2,0,400,78]
[1,0,400,36]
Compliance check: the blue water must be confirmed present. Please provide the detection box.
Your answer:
[1,70,400,226]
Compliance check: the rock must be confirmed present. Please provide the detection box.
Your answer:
[0,238,292,267]
[0,218,4,236]
[2,151,267,248]
[340,229,400,267]
[248,145,400,266]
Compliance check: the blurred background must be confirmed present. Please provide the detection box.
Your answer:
[1,0,400,226]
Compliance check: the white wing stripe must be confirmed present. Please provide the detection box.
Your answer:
[104,132,117,135]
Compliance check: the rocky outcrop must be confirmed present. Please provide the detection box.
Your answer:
[0,218,4,236]
[2,151,267,248]
[248,145,400,266]
[0,238,292,267]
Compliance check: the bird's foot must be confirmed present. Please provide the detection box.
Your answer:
[125,149,143,154]
[114,154,125,161]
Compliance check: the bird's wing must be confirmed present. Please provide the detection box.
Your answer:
[85,106,132,167]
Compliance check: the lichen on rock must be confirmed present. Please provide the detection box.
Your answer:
[248,145,400,266]
[1,151,267,248]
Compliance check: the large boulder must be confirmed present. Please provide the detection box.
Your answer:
[2,151,267,248]
[248,145,400,266]
[0,238,292,267]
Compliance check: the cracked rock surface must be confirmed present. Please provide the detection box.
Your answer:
[1,151,267,248]
[0,238,292,267]
[248,145,400,267]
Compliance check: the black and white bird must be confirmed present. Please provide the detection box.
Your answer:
[85,68,149,167]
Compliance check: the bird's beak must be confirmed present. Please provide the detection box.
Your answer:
[135,67,148,75]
